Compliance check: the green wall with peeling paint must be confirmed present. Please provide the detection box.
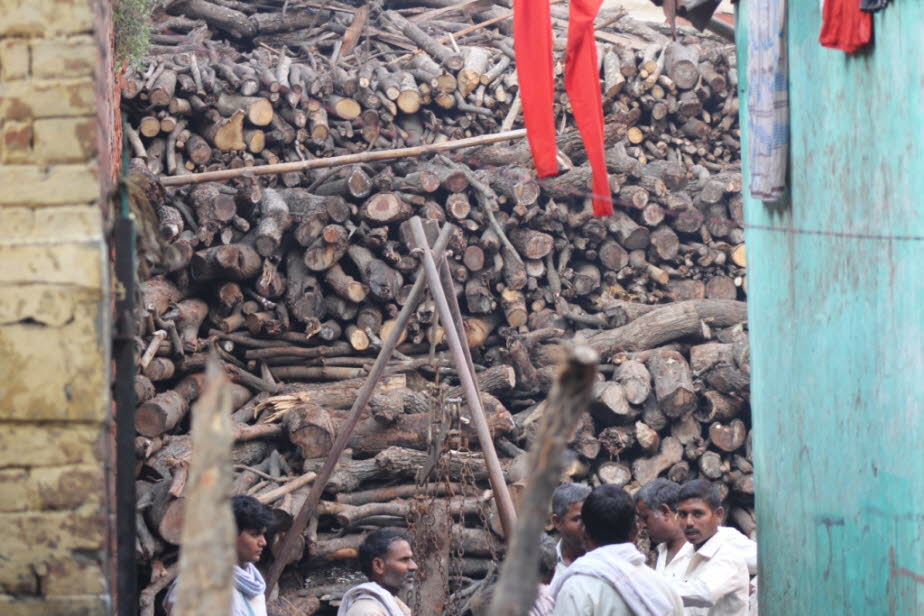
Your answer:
[736,2,924,614]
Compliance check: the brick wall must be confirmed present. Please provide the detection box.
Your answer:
[0,0,113,613]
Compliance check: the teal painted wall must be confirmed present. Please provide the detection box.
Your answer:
[737,2,924,614]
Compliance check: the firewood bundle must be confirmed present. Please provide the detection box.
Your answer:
[126,1,751,613]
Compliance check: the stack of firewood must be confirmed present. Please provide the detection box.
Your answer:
[127,1,751,614]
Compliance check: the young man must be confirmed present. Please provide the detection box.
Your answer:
[669,480,750,616]
[549,482,592,587]
[164,494,272,616]
[337,528,417,616]
[551,484,683,616]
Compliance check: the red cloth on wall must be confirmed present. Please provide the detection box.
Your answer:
[819,0,872,53]
[514,0,613,216]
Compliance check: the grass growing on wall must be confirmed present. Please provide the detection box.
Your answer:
[114,0,154,69]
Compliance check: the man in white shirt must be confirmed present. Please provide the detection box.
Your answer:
[549,482,592,587]
[636,479,757,615]
[337,529,417,616]
[669,480,750,616]
[635,479,690,579]
[551,484,683,616]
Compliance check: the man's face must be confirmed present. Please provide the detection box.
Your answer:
[236,528,267,565]
[373,539,418,594]
[552,501,585,551]
[676,498,723,547]
[636,501,680,545]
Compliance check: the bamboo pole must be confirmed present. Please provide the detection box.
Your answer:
[264,223,456,594]
[488,345,599,616]
[159,129,527,187]
[409,216,518,539]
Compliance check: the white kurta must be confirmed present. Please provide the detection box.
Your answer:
[661,531,750,616]
[552,561,684,616]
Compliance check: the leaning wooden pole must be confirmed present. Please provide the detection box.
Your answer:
[264,223,456,594]
[409,216,518,539]
[488,345,599,616]
[160,129,527,186]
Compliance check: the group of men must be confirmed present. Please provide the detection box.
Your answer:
[166,477,755,616]
[340,477,756,616]
[550,479,756,616]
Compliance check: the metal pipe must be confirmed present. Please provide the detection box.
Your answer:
[409,217,518,539]
[264,222,456,594]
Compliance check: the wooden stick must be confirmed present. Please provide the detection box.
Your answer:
[410,216,517,539]
[388,11,512,66]
[161,129,527,186]
[488,345,599,616]
[175,356,235,616]
[264,223,456,595]
[256,470,317,505]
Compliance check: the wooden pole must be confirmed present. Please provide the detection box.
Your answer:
[409,216,518,539]
[487,345,599,616]
[264,223,456,594]
[160,129,527,187]
[174,355,236,616]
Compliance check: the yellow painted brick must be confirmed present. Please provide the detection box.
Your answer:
[0,0,94,37]
[0,508,106,595]
[0,164,99,206]
[0,120,34,164]
[0,423,103,467]
[0,40,30,81]
[0,465,103,513]
[0,284,100,327]
[0,302,109,422]
[33,117,97,162]
[0,78,95,120]
[0,242,103,287]
[0,205,102,242]
[31,36,95,79]
[42,557,107,596]
[0,595,109,616]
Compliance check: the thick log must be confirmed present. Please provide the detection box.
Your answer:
[647,350,696,419]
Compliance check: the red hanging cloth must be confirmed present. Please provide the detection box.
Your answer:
[514,0,613,216]
[513,0,558,177]
[820,0,872,53]
[565,0,613,217]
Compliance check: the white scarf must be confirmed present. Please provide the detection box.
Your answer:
[336,581,406,616]
[550,543,674,616]
[232,563,266,616]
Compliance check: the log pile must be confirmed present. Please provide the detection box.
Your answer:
[125,1,750,613]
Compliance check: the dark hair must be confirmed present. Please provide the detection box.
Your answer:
[581,484,635,546]
[232,495,273,533]
[635,478,681,512]
[358,529,412,578]
[552,482,592,517]
[678,479,722,511]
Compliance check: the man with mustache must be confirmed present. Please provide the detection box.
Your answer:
[549,482,592,588]
[338,529,418,616]
[668,480,750,616]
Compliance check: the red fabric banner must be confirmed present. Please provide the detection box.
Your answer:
[565,0,613,216]
[513,0,558,177]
